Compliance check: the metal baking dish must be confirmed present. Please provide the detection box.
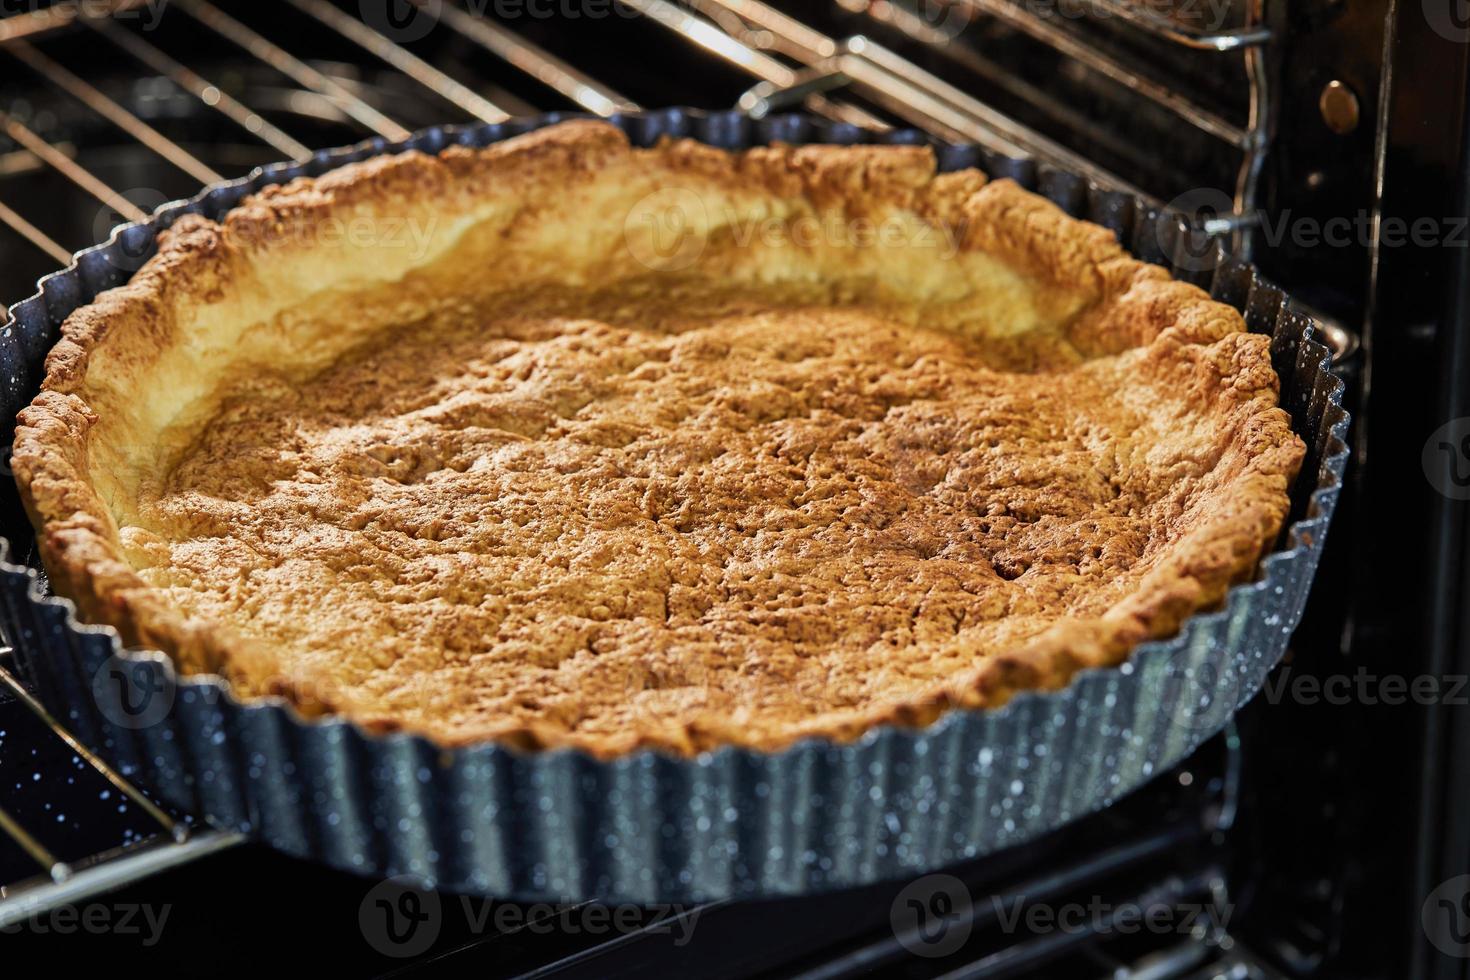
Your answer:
[0,108,1348,903]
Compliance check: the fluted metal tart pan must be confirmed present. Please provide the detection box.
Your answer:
[0,109,1348,903]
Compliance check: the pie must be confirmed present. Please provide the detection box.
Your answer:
[11,121,1304,758]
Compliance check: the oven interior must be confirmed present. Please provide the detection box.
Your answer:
[0,1,1466,977]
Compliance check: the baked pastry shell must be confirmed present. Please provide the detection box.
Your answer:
[0,110,1348,901]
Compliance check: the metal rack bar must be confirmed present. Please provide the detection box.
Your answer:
[172,0,411,142]
[283,0,510,125]
[953,0,1249,149]
[881,0,1267,243]
[0,662,183,841]
[716,0,1267,235]
[1064,0,1270,50]
[0,112,147,222]
[0,828,244,931]
[0,199,70,265]
[0,0,152,44]
[689,0,837,57]
[84,16,314,162]
[833,44,1026,152]
[432,0,639,115]
[1232,0,1270,257]
[6,39,223,185]
[700,0,1151,194]
[0,646,246,930]
[852,34,1132,176]
[849,0,1161,174]
[0,803,65,881]
[617,0,888,130]
[621,0,798,81]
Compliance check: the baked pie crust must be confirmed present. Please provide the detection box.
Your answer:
[11,121,1304,758]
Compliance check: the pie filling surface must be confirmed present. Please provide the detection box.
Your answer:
[11,121,1305,757]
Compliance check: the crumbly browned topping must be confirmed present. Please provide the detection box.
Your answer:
[11,120,1305,757]
[118,276,1287,754]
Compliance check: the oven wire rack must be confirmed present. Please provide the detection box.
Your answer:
[0,645,243,930]
[0,0,1280,938]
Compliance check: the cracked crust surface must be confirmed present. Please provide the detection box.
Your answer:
[11,120,1304,757]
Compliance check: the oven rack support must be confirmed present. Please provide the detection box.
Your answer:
[0,0,653,258]
[728,0,1272,256]
[0,0,1272,266]
[0,646,245,929]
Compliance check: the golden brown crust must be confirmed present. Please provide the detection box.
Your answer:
[11,120,1304,758]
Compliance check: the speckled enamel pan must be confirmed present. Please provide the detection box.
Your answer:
[0,109,1348,903]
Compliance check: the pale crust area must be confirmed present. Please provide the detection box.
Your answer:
[11,121,1304,757]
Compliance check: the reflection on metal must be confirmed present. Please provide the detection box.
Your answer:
[0,198,70,264]
[618,0,888,129]
[284,0,510,124]
[739,67,851,118]
[7,39,223,184]
[706,0,1272,254]
[174,0,411,141]
[87,16,314,161]
[0,648,247,930]
[1319,80,1361,136]
[0,663,183,841]
[1056,0,1270,50]
[954,0,1249,148]
[0,803,64,882]
[0,0,153,43]
[0,112,147,222]
[0,827,244,930]
[1291,300,1362,364]
[433,0,639,115]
